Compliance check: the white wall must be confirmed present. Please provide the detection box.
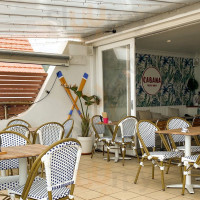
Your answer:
[0,43,95,138]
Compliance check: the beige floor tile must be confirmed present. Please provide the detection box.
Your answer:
[93,195,117,200]
[129,187,159,195]
[110,191,140,199]
[145,191,177,200]
[129,196,156,200]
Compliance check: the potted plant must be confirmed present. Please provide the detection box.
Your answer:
[69,85,100,154]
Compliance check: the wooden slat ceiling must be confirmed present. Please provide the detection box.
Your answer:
[0,71,47,119]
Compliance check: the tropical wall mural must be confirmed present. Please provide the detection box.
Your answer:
[136,53,194,107]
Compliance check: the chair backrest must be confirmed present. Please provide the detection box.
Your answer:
[21,138,82,200]
[0,131,31,147]
[192,116,200,127]
[91,115,105,139]
[137,120,158,151]
[117,116,138,138]
[3,124,30,138]
[62,119,74,138]
[7,119,31,128]
[36,122,64,146]
[167,117,191,143]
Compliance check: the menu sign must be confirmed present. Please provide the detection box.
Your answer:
[142,67,162,95]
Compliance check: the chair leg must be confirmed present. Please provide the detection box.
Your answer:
[152,163,155,179]
[160,161,165,191]
[182,165,187,195]
[179,160,183,183]
[122,145,125,166]
[91,142,96,159]
[41,163,44,177]
[103,144,105,156]
[134,157,144,184]
[134,148,140,163]
[166,158,172,174]
[107,144,110,162]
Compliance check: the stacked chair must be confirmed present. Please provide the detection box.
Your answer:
[134,120,183,191]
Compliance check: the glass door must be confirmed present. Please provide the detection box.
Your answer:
[102,46,130,121]
[96,39,136,122]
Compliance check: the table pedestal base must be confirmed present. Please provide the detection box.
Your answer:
[167,184,200,193]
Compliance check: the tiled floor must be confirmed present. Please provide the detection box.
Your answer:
[74,153,200,200]
[1,152,200,200]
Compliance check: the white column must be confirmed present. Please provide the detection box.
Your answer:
[19,158,27,185]
[185,135,191,186]
[130,38,136,117]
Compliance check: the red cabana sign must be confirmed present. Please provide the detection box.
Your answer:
[142,67,162,95]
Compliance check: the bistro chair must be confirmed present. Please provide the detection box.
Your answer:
[0,131,31,197]
[7,119,31,128]
[91,115,112,158]
[167,117,200,152]
[3,124,30,139]
[34,122,64,177]
[134,120,183,191]
[34,122,64,145]
[109,116,139,165]
[62,119,74,138]
[9,138,82,200]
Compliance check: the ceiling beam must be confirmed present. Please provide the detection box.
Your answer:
[0,50,70,66]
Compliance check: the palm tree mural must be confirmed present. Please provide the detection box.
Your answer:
[136,54,194,107]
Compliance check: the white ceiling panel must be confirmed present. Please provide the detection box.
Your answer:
[0,0,199,39]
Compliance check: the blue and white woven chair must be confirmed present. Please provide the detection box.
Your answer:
[35,122,64,146]
[3,125,30,139]
[0,131,31,197]
[62,119,74,138]
[134,120,183,191]
[91,115,112,158]
[181,154,200,195]
[9,138,82,200]
[110,116,139,165]
[166,117,200,173]
[7,119,31,128]
[167,117,200,152]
